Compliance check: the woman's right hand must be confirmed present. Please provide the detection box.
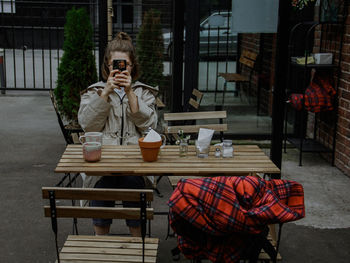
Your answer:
[101,69,119,101]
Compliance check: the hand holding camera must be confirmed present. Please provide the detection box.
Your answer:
[113,59,127,72]
[102,59,132,101]
[112,59,132,92]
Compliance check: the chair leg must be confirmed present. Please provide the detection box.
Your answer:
[171,246,181,261]
[72,218,79,235]
[238,82,243,102]
[222,81,227,105]
[48,190,60,263]
[166,213,176,240]
[154,176,163,198]
[275,223,283,261]
[283,102,289,153]
[140,193,147,263]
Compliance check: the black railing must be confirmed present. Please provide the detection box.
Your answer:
[0,0,236,112]
[0,0,99,91]
[0,0,174,95]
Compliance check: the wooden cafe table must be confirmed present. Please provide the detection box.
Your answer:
[55,144,282,260]
[55,144,280,176]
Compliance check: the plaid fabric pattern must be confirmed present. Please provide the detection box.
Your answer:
[304,81,334,112]
[289,93,304,110]
[288,75,336,113]
[168,176,305,262]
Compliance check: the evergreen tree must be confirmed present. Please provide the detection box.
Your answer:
[136,9,164,87]
[55,7,97,123]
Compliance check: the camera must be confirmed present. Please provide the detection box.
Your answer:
[113,59,127,71]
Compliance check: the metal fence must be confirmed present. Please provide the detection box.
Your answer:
[0,0,235,107]
[0,0,99,91]
[0,0,175,98]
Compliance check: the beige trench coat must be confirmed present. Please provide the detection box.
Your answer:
[78,81,158,191]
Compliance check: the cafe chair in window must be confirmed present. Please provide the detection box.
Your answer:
[218,49,258,104]
[42,187,158,263]
[187,88,203,111]
[176,88,204,135]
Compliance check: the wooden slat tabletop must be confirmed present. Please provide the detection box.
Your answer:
[55,145,280,175]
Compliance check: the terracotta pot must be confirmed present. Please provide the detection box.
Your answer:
[138,137,162,162]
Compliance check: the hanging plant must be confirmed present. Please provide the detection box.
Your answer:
[292,0,316,10]
[320,0,343,22]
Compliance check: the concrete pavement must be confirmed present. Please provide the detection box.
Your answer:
[0,91,349,262]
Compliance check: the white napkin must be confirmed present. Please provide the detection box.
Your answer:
[197,128,214,146]
[143,129,162,142]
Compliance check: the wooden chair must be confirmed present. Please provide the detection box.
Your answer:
[218,49,258,103]
[50,90,82,190]
[49,90,83,145]
[177,225,282,263]
[169,177,283,263]
[42,187,158,263]
[163,110,227,144]
[155,96,166,109]
[188,88,203,110]
[162,110,228,189]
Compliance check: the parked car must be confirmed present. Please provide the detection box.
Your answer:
[163,11,237,58]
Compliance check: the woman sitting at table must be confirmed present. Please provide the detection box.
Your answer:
[78,32,158,237]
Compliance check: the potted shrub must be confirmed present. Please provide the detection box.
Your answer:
[54,7,97,126]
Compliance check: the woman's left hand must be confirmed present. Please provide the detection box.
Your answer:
[114,70,132,93]
[115,69,138,113]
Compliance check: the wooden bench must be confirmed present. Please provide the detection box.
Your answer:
[163,110,228,188]
[218,49,258,104]
[42,187,158,263]
[163,110,227,143]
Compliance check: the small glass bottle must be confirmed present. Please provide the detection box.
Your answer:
[179,139,188,157]
[222,140,233,158]
[215,148,221,158]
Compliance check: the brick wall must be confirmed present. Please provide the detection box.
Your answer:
[310,5,350,176]
[239,5,350,176]
[240,34,275,115]
[260,34,276,115]
[240,34,260,96]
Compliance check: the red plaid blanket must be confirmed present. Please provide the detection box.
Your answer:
[288,75,336,113]
[304,80,334,112]
[168,176,305,262]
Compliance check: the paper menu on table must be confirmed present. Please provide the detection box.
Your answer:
[197,128,214,145]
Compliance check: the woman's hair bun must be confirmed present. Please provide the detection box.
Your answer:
[115,32,132,42]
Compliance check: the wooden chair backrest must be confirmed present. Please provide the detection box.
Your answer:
[188,89,204,110]
[156,97,166,108]
[49,90,73,145]
[163,110,227,134]
[42,187,154,220]
[49,90,83,144]
[239,49,258,69]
